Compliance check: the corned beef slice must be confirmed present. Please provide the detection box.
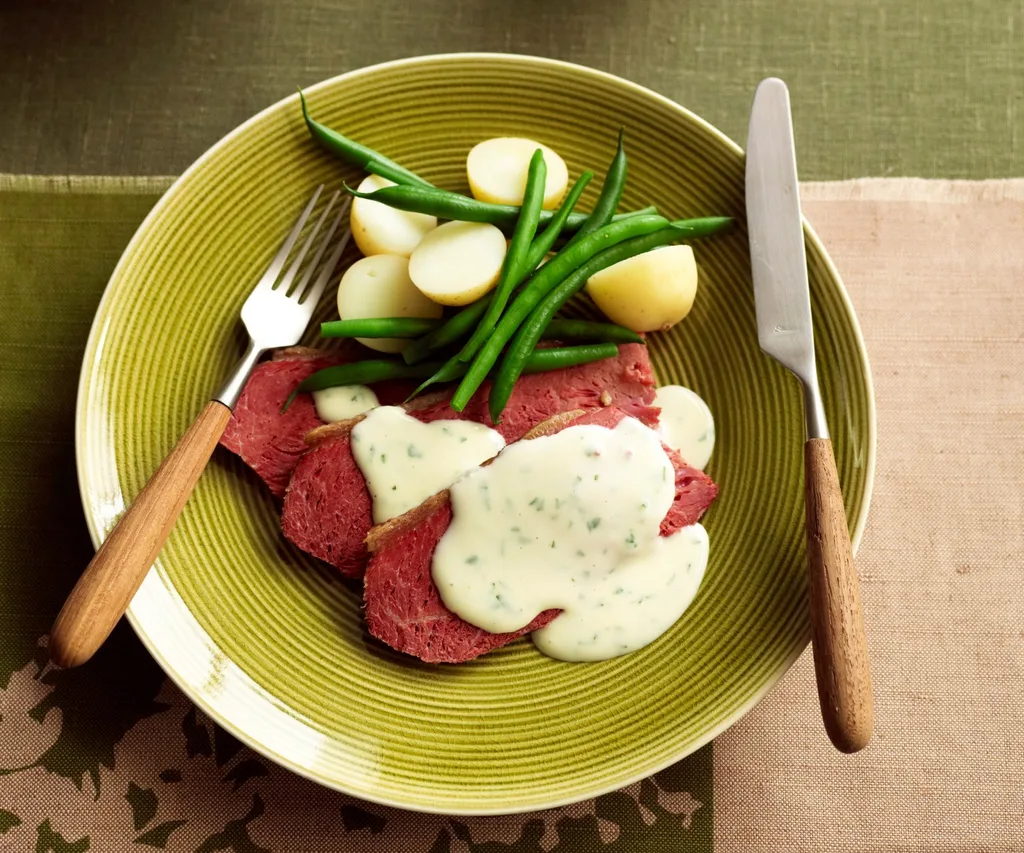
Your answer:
[362,499,562,663]
[219,346,409,498]
[362,406,718,664]
[279,344,659,579]
[220,349,341,498]
[433,342,658,431]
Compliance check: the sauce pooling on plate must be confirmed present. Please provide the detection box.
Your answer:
[653,385,715,470]
[313,384,379,423]
[352,406,505,523]
[432,417,709,661]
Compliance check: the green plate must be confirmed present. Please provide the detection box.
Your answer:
[76,54,875,814]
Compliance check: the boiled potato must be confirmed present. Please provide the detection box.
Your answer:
[408,221,507,306]
[336,254,443,353]
[467,137,569,210]
[585,245,698,333]
[350,174,437,257]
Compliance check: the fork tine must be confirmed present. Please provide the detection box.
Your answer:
[303,204,354,309]
[258,185,323,290]
[291,195,351,304]
[276,191,340,296]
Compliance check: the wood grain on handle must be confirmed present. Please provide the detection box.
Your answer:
[50,401,232,669]
[805,437,874,752]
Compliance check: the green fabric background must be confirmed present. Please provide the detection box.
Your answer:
[0,176,171,686]
[1,0,1021,179]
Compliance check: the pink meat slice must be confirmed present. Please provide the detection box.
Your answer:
[280,344,659,578]
[218,347,410,498]
[363,406,718,664]
[362,501,562,662]
[431,342,658,434]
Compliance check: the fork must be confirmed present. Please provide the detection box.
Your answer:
[49,186,352,669]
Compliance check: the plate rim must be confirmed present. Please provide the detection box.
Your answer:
[74,51,877,815]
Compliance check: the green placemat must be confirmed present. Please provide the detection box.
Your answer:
[0,174,712,851]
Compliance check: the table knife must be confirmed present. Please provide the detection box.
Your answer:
[745,77,874,753]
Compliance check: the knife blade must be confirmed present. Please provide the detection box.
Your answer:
[745,77,829,439]
[745,77,874,753]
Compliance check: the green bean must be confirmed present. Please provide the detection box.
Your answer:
[520,343,619,374]
[402,172,595,367]
[344,182,657,234]
[595,205,657,223]
[562,128,627,249]
[320,318,440,339]
[448,213,671,411]
[281,359,433,412]
[283,345,622,411]
[457,149,547,363]
[405,212,730,366]
[407,355,466,401]
[540,319,644,345]
[489,225,687,421]
[521,171,593,274]
[299,90,432,188]
[400,298,491,364]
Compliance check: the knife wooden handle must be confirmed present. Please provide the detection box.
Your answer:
[804,437,874,752]
[49,401,232,669]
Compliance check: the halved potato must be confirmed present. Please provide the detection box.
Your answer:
[585,245,699,333]
[336,254,443,353]
[467,137,569,210]
[408,221,507,306]
[350,174,437,257]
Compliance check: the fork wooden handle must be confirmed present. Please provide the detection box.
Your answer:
[804,437,874,752]
[50,401,232,668]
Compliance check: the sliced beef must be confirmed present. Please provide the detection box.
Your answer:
[280,345,660,578]
[363,407,718,664]
[361,499,562,662]
[219,346,410,498]
[220,348,342,498]
[432,342,658,437]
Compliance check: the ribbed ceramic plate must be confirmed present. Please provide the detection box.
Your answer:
[76,54,875,814]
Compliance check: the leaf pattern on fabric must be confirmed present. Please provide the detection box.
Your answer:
[182,707,213,759]
[133,819,187,849]
[427,828,452,853]
[339,804,387,834]
[450,820,472,842]
[195,793,271,853]
[0,809,22,834]
[28,625,169,795]
[124,782,158,831]
[0,658,61,773]
[223,759,270,791]
[213,726,244,768]
[0,638,711,853]
[456,820,547,852]
[34,819,90,853]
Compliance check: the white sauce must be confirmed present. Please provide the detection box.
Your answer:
[351,406,506,523]
[653,385,715,470]
[532,525,708,661]
[433,417,709,661]
[313,384,379,423]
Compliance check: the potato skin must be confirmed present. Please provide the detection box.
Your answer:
[585,245,699,333]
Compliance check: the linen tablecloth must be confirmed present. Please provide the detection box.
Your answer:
[1,175,1022,851]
